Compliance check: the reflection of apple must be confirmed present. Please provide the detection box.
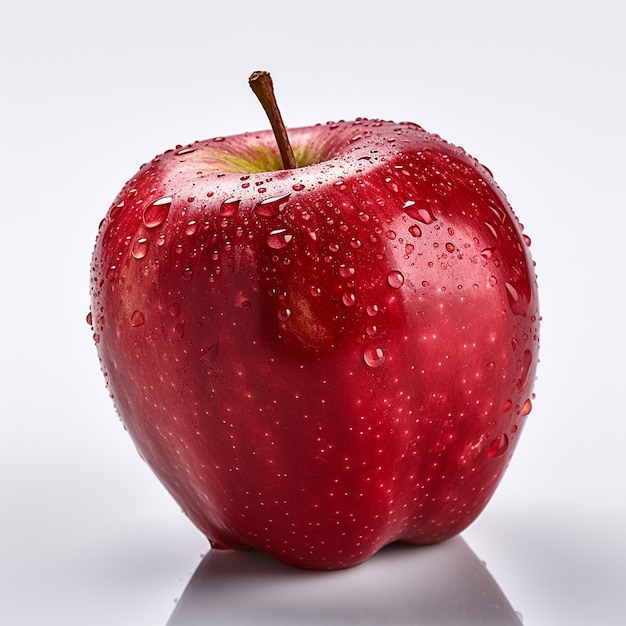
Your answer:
[89,72,539,570]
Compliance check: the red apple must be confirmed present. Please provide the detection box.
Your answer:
[89,73,539,570]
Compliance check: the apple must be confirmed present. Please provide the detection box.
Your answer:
[89,72,539,570]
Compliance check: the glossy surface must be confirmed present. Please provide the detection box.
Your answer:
[90,119,539,569]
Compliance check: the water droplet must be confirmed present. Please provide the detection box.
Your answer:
[292,183,305,192]
[523,234,532,247]
[364,346,386,368]
[503,399,513,412]
[182,267,193,281]
[505,280,531,316]
[255,193,291,217]
[521,398,533,416]
[516,349,534,390]
[480,247,495,260]
[130,310,145,327]
[488,203,507,223]
[342,292,356,307]
[131,237,149,259]
[386,230,397,240]
[185,221,198,236]
[484,221,498,238]
[86,311,93,326]
[350,238,362,249]
[488,275,498,287]
[408,224,422,238]
[403,201,435,224]
[445,242,455,253]
[219,197,240,216]
[278,308,291,321]
[106,265,118,281]
[385,178,399,193]
[175,146,196,155]
[387,270,405,289]
[93,333,101,344]
[266,229,293,249]
[339,265,355,278]
[366,304,379,317]
[488,434,509,458]
[110,201,124,220]
[143,196,172,228]
[200,341,219,374]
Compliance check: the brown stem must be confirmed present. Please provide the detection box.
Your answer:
[249,71,297,170]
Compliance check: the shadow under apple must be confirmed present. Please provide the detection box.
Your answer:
[168,536,522,625]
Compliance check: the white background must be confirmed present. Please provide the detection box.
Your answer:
[2,1,625,624]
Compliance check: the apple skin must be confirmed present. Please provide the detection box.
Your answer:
[89,119,539,570]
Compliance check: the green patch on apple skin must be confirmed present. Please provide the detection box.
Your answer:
[215,142,325,174]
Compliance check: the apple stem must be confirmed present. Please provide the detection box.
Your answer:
[249,71,297,170]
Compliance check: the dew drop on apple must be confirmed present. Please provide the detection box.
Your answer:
[182,267,193,281]
[185,221,198,236]
[339,265,355,278]
[505,279,531,316]
[266,229,293,249]
[387,270,405,289]
[364,346,386,368]
[131,237,149,259]
[516,349,533,390]
[385,178,399,193]
[143,196,172,228]
[403,201,435,225]
[130,310,145,327]
[521,398,533,416]
[255,193,291,217]
[109,201,124,220]
[278,308,291,321]
[409,224,422,238]
[220,197,240,217]
[342,292,356,307]
[366,304,379,317]
[488,434,509,458]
